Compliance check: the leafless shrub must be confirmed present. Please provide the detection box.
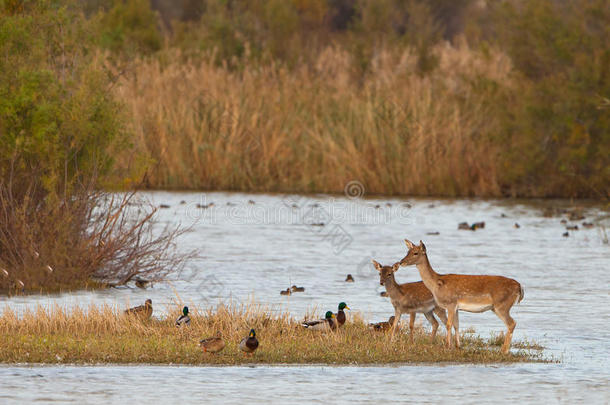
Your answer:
[0,179,192,294]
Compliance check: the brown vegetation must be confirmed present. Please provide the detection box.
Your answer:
[0,302,547,364]
[117,43,508,196]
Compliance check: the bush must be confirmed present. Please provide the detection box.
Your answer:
[490,0,610,197]
[96,0,162,56]
[0,0,185,293]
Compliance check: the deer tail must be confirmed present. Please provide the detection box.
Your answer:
[517,284,524,304]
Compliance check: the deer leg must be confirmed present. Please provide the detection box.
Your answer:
[445,306,457,349]
[433,307,448,339]
[390,310,401,340]
[453,310,461,349]
[423,311,439,339]
[408,313,416,342]
[494,307,516,354]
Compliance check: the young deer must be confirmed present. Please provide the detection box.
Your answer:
[372,260,454,340]
[400,239,524,353]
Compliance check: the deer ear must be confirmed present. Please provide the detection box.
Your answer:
[391,262,400,272]
[419,240,426,252]
[404,239,415,249]
[372,260,382,271]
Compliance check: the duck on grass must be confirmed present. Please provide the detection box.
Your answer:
[0,301,548,365]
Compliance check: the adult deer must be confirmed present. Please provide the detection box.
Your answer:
[372,260,456,340]
[399,239,524,353]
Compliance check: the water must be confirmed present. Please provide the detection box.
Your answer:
[1,192,609,403]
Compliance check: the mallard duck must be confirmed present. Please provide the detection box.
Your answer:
[458,222,471,230]
[200,331,225,354]
[345,274,354,282]
[239,329,259,356]
[176,306,190,327]
[335,302,350,327]
[472,221,485,230]
[125,299,153,319]
[134,278,151,289]
[301,311,336,331]
[369,316,396,332]
[291,285,305,293]
[280,288,292,296]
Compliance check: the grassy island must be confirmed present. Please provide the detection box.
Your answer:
[0,303,547,365]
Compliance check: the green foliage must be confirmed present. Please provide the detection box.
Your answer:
[0,0,126,199]
[490,0,610,197]
[96,0,162,56]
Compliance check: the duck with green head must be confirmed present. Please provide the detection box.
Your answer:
[301,311,337,331]
[239,329,259,356]
[176,306,190,327]
[335,302,350,327]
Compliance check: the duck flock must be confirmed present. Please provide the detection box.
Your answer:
[125,236,525,356]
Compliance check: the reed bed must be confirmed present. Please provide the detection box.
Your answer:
[0,302,546,364]
[117,43,510,196]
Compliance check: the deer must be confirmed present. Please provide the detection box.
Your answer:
[399,239,524,353]
[372,260,456,341]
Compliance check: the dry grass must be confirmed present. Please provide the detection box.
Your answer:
[116,42,511,196]
[0,301,547,365]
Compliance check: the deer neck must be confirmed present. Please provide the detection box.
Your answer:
[384,273,401,297]
[416,254,441,292]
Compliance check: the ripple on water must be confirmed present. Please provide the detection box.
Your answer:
[0,192,609,403]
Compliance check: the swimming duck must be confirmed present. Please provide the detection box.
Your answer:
[458,222,471,230]
[200,331,225,354]
[134,278,151,289]
[369,316,396,332]
[280,288,292,296]
[345,274,354,282]
[301,311,337,331]
[176,306,191,327]
[472,221,485,230]
[335,302,350,327]
[291,285,305,293]
[125,299,153,319]
[239,329,259,356]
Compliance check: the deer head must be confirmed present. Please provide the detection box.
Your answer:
[400,239,427,266]
[372,260,400,286]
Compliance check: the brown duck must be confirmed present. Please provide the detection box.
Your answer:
[125,299,153,319]
[200,331,225,354]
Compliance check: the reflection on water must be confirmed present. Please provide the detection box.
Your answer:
[1,192,609,403]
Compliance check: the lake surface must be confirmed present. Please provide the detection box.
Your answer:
[1,191,609,403]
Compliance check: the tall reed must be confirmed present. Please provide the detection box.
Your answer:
[117,42,511,196]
